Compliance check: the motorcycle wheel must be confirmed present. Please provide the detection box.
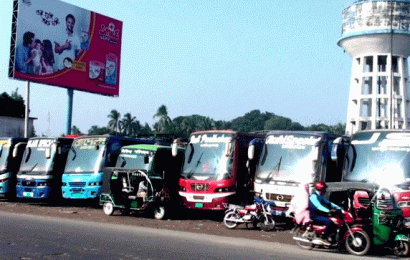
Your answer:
[223,211,239,229]
[293,226,314,250]
[345,230,371,256]
[394,241,410,256]
[259,215,276,232]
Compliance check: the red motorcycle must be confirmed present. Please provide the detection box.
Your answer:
[292,209,371,256]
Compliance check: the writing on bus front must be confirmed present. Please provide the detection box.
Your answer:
[27,139,54,149]
[73,137,106,149]
[266,135,321,149]
[190,134,232,144]
[352,133,410,152]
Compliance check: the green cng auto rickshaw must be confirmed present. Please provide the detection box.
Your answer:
[100,144,184,219]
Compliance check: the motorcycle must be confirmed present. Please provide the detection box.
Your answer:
[223,195,276,231]
[292,208,371,256]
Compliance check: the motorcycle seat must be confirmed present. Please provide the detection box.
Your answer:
[245,204,257,211]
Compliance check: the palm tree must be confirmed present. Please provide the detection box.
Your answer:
[121,113,140,136]
[153,105,172,133]
[107,109,121,134]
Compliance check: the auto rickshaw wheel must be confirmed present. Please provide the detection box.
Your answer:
[394,241,410,256]
[153,205,166,220]
[103,202,115,216]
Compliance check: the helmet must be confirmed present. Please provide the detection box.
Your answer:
[315,181,327,191]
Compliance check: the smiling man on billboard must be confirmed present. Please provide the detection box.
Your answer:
[54,14,83,71]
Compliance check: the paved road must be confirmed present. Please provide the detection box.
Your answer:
[0,211,394,260]
[0,199,405,259]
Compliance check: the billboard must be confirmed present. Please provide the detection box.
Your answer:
[8,0,123,96]
[342,1,410,36]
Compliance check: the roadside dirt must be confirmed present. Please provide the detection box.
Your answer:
[0,198,295,245]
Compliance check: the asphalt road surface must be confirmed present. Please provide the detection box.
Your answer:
[0,199,404,259]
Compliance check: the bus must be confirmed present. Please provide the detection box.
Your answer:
[0,137,28,199]
[61,135,169,200]
[100,143,184,219]
[16,137,73,200]
[178,130,264,211]
[332,130,410,228]
[247,131,349,217]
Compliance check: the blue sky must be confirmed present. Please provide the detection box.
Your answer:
[0,0,353,136]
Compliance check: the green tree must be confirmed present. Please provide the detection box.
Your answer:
[330,123,346,136]
[0,91,25,118]
[121,113,139,136]
[71,125,82,135]
[107,109,121,134]
[88,125,110,135]
[230,110,274,132]
[153,105,172,133]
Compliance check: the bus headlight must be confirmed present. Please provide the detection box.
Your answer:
[88,182,103,186]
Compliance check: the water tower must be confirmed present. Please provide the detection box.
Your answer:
[338,0,410,135]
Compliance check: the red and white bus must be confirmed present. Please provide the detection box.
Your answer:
[178,130,264,211]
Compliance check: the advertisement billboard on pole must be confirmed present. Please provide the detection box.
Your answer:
[8,0,123,96]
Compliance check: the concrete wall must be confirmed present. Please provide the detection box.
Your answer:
[0,116,35,137]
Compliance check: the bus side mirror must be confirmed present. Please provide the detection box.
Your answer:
[45,147,51,159]
[248,145,255,160]
[225,138,234,157]
[0,144,3,158]
[13,142,27,158]
[46,143,57,159]
[172,139,180,157]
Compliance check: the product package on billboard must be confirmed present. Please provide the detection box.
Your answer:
[9,0,123,96]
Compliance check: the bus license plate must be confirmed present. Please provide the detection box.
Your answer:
[195,203,203,208]
[23,192,33,198]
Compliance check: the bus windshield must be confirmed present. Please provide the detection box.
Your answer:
[64,138,107,173]
[0,143,10,172]
[116,148,153,172]
[19,147,54,173]
[181,133,234,180]
[255,134,321,184]
[344,132,410,185]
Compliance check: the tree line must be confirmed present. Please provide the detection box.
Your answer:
[0,90,346,138]
[78,104,346,139]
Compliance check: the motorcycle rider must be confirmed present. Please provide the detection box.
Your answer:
[309,181,341,244]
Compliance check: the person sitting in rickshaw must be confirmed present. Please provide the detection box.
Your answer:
[137,179,148,202]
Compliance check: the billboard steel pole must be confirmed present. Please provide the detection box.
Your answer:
[66,89,73,135]
[24,81,30,138]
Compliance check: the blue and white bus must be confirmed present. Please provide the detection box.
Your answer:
[16,137,73,200]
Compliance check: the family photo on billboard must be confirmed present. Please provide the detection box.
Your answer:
[10,0,122,96]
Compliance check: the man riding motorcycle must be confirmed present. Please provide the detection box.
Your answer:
[309,181,342,244]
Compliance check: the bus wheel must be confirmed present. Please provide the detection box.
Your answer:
[103,202,115,216]
[154,205,166,220]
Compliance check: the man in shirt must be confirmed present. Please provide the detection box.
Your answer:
[54,14,83,70]
[15,31,36,74]
[309,181,341,244]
